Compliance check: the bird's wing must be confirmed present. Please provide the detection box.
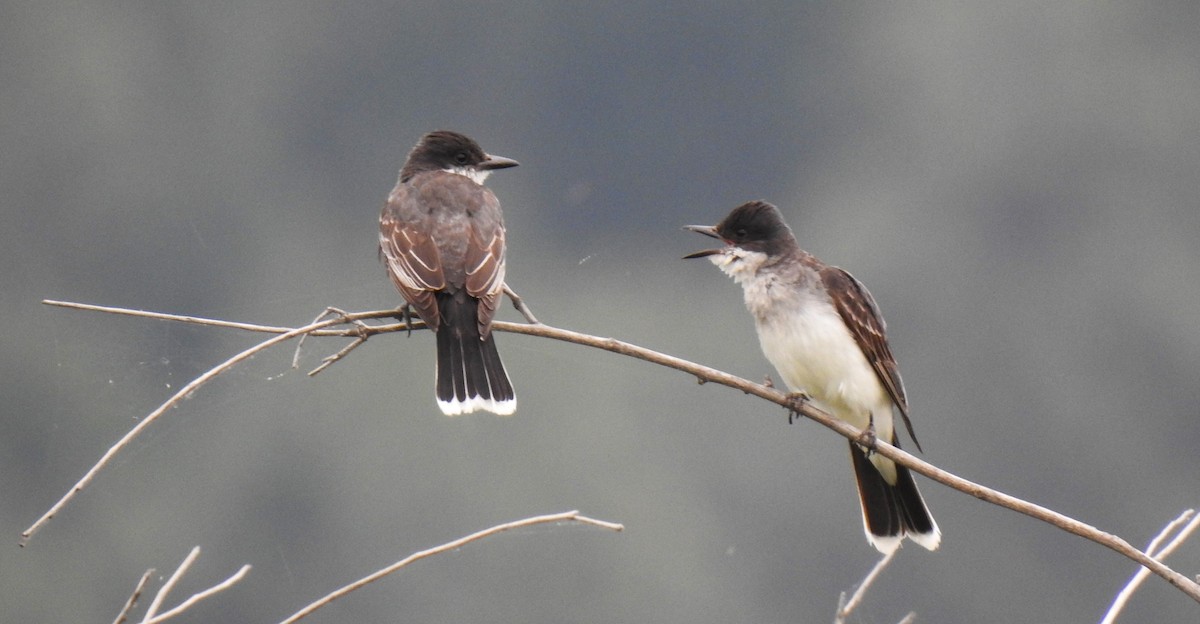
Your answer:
[463,193,507,337]
[379,184,446,331]
[821,265,921,451]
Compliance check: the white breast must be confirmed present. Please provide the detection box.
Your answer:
[760,300,888,422]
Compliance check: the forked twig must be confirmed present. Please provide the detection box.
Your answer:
[503,284,540,324]
[1101,509,1200,623]
[143,547,201,620]
[22,304,403,546]
[278,510,622,623]
[113,547,250,624]
[291,306,398,374]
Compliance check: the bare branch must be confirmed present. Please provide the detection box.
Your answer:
[27,300,1200,606]
[291,306,395,372]
[278,510,623,624]
[835,550,898,623]
[112,568,155,624]
[22,306,409,545]
[1101,509,1200,624]
[40,299,410,337]
[111,547,251,624]
[305,335,369,376]
[142,565,251,624]
[491,321,1200,605]
[144,546,201,620]
[503,284,540,324]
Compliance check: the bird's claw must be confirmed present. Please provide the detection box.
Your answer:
[856,417,878,454]
[391,304,415,337]
[784,392,809,425]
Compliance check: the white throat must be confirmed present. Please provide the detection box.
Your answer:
[707,248,769,285]
[445,166,490,185]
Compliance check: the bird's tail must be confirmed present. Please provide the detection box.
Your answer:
[850,437,940,553]
[434,293,516,416]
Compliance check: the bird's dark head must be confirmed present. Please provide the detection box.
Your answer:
[401,130,519,183]
[683,200,797,261]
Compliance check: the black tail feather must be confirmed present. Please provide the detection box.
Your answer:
[433,292,515,415]
[850,437,940,552]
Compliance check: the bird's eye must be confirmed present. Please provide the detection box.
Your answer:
[736,228,748,238]
[455,152,469,165]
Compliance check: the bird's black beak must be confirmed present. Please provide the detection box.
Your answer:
[480,154,520,170]
[682,224,723,259]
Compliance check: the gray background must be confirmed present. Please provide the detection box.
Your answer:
[4,2,1200,622]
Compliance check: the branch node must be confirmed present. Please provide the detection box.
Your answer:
[503,284,540,325]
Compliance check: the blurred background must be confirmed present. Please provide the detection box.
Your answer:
[4,2,1200,622]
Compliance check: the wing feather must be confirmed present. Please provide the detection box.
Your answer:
[821,266,921,450]
[379,193,446,331]
[463,208,506,336]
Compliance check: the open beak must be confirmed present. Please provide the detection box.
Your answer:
[480,153,520,170]
[682,224,723,259]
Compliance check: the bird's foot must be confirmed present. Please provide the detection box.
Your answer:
[855,417,878,455]
[391,304,416,337]
[784,391,810,425]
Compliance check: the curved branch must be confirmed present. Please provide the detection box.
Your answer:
[278,510,623,623]
[22,304,412,545]
[27,300,1200,605]
[496,321,1200,604]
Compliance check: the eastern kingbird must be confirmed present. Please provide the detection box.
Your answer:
[379,130,519,416]
[685,200,940,553]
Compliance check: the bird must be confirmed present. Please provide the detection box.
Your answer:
[684,200,940,553]
[379,130,519,416]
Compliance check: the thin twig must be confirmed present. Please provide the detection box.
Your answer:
[141,565,251,624]
[835,550,898,623]
[21,307,402,545]
[896,613,917,624]
[292,306,389,371]
[118,547,251,624]
[306,336,368,376]
[1101,509,1200,624]
[503,284,540,324]
[40,299,409,337]
[112,568,155,624]
[1146,510,1197,558]
[27,300,1200,606]
[144,546,201,619]
[278,510,623,624]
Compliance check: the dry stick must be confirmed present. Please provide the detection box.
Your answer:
[503,284,540,325]
[112,568,155,624]
[142,564,251,624]
[1101,509,1200,624]
[40,300,402,337]
[835,550,898,623]
[493,321,1200,605]
[278,510,623,624]
[143,547,199,620]
[129,547,251,624]
[28,301,1200,606]
[21,304,408,546]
